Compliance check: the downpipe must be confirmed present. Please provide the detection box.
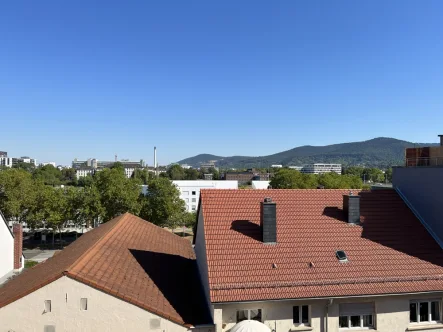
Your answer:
[325,299,333,332]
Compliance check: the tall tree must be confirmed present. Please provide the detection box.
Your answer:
[184,168,199,180]
[140,177,187,228]
[167,164,186,180]
[132,168,153,184]
[33,164,63,186]
[0,168,37,222]
[78,185,104,228]
[94,168,142,220]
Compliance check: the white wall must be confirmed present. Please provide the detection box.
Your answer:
[0,276,197,332]
[251,181,270,189]
[214,293,443,332]
[194,208,212,321]
[173,181,238,212]
[0,213,14,283]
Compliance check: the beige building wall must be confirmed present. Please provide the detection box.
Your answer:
[215,293,443,332]
[0,276,202,332]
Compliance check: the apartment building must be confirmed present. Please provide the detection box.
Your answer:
[300,163,342,174]
[195,189,443,332]
[0,211,24,284]
[72,158,145,179]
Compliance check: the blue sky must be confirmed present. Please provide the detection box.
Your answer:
[1,1,443,166]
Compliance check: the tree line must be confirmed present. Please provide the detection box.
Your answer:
[0,166,195,245]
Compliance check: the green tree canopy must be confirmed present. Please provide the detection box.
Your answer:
[33,165,63,186]
[167,164,186,180]
[0,168,37,222]
[140,177,187,228]
[184,168,199,180]
[94,168,141,220]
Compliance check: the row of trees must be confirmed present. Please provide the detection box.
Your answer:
[270,169,364,189]
[162,164,220,180]
[343,166,392,183]
[0,167,196,244]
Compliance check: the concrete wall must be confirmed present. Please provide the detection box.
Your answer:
[0,212,14,283]
[194,207,213,320]
[393,167,443,246]
[214,293,443,332]
[0,276,193,332]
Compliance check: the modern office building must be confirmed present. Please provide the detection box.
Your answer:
[300,163,342,174]
[72,158,145,179]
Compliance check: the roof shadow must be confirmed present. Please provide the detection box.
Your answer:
[322,206,347,223]
[129,249,212,326]
[231,220,262,241]
[324,191,443,268]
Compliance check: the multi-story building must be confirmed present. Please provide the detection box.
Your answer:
[72,158,145,179]
[299,163,342,174]
[393,134,443,247]
[195,189,443,332]
[0,151,7,158]
[142,180,239,212]
[0,154,37,168]
[0,156,12,168]
[12,156,37,166]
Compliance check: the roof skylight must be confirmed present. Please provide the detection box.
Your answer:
[336,250,348,262]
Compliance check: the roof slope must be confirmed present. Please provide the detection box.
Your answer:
[199,189,443,303]
[0,213,211,326]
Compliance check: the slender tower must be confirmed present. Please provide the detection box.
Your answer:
[154,147,157,177]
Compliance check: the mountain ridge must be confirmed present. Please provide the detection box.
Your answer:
[177,137,437,169]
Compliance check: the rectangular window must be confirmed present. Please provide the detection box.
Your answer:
[192,191,196,195]
[191,205,196,211]
[339,303,374,329]
[80,298,88,311]
[236,309,262,323]
[44,300,51,313]
[410,300,441,323]
[293,305,310,325]
[192,198,197,202]
[182,191,189,195]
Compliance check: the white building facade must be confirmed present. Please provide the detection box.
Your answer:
[173,181,238,212]
[301,163,342,174]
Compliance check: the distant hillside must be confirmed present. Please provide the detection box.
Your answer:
[177,137,436,169]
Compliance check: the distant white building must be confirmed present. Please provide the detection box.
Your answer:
[251,181,270,189]
[141,180,239,212]
[73,158,145,179]
[76,168,95,179]
[180,164,192,169]
[288,166,303,171]
[271,164,283,168]
[0,156,37,168]
[301,163,342,175]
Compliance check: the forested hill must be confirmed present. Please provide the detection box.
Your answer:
[177,137,436,169]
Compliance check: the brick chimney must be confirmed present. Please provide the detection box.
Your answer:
[343,192,360,224]
[261,197,277,243]
[13,223,23,271]
[439,135,443,146]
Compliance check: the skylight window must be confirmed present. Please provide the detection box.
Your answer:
[336,250,348,262]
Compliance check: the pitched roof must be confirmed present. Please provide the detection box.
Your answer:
[199,189,443,303]
[0,213,211,327]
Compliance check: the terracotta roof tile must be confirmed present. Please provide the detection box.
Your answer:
[199,189,443,303]
[0,213,211,326]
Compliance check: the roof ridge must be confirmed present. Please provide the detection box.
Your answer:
[64,213,130,273]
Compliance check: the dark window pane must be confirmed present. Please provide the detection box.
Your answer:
[237,310,248,323]
[431,302,440,321]
[293,306,300,324]
[250,309,262,322]
[420,302,429,323]
[363,315,373,327]
[339,316,348,328]
[410,303,418,322]
[350,315,360,327]
[301,305,309,324]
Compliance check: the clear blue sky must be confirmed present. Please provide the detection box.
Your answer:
[1,1,443,166]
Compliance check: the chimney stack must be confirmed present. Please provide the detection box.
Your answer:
[13,223,23,271]
[343,192,360,224]
[261,197,277,243]
[439,135,443,146]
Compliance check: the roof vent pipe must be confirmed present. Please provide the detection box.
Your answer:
[261,197,277,243]
[343,193,360,224]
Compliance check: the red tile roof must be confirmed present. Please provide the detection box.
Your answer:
[199,189,443,303]
[0,213,211,326]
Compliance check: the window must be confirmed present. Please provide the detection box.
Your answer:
[236,309,262,323]
[191,205,196,211]
[192,198,197,202]
[192,191,196,195]
[184,198,189,203]
[44,300,51,313]
[182,191,189,196]
[410,300,440,323]
[293,305,310,325]
[336,250,348,262]
[80,298,88,311]
[44,326,56,332]
[339,303,374,329]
